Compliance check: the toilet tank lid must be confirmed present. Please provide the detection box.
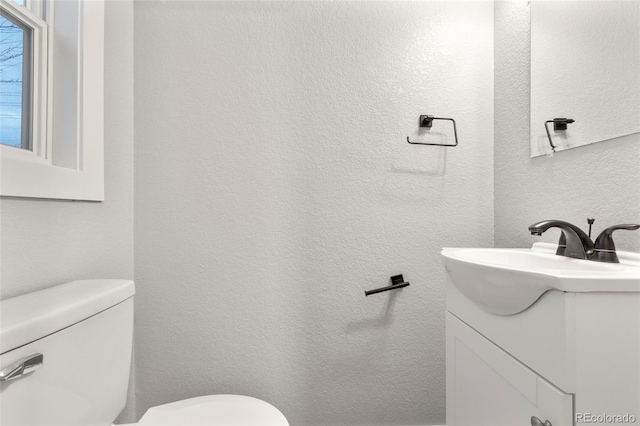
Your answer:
[0,279,134,354]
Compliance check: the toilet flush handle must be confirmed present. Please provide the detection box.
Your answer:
[0,353,44,382]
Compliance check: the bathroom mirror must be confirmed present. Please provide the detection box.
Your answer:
[530,1,640,157]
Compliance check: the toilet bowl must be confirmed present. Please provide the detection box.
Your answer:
[0,279,289,426]
[133,394,288,425]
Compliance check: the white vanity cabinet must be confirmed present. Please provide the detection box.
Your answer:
[446,282,640,426]
[447,313,573,426]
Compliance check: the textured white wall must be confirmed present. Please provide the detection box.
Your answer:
[133,2,493,424]
[0,1,134,299]
[494,1,640,251]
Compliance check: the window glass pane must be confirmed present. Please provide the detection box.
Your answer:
[13,0,26,6]
[0,12,30,150]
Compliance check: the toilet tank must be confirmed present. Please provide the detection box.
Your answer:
[0,279,135,426]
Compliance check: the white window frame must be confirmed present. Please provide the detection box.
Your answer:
[0,0,104,201]
[1,0,49,158]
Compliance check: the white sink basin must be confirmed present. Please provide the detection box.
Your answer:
[441,242,640,315]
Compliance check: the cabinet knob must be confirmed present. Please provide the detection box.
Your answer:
[531,416,552,426]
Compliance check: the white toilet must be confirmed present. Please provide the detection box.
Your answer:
[0,279,289,426]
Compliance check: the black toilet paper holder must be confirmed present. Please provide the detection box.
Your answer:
[365,274,410,296]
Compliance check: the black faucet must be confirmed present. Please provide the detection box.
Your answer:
[528,220,594,259]
[591,224,640,263]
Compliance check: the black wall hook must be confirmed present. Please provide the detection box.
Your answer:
[407,115,458,147]
[365,274,410,296]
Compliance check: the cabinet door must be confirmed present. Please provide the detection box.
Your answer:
[446,313,573,426]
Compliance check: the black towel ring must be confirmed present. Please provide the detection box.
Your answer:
[406,115,458,147]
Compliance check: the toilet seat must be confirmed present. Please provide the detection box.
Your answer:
[136,394,289,425]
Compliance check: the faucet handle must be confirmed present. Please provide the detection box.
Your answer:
[591,224,640,263]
